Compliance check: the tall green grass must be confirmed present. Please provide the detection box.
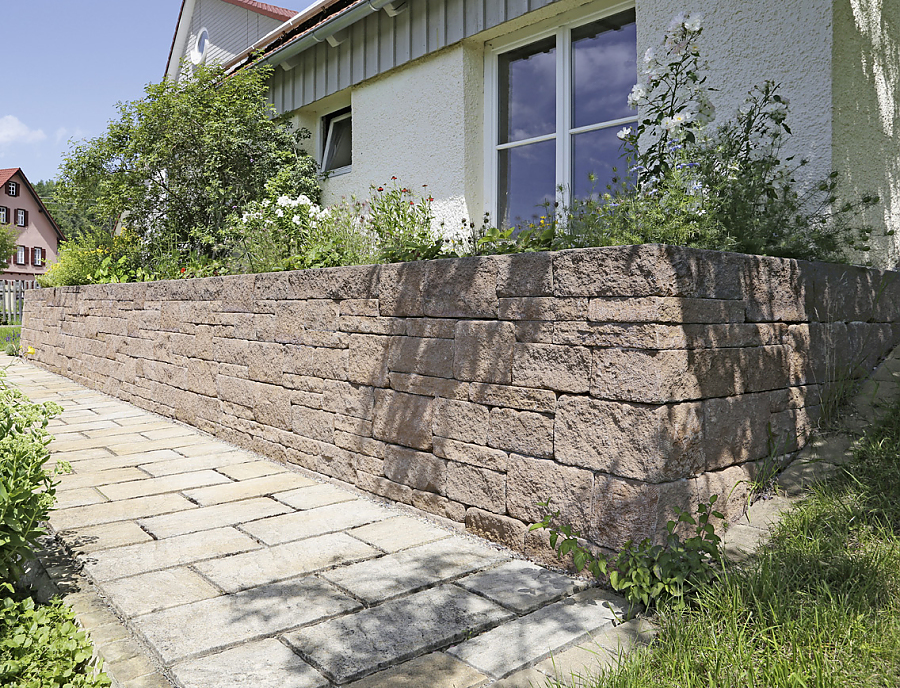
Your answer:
[581,408,900,688]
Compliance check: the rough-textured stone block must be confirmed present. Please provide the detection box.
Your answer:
[423,257,498,318]
[288,263,380,300]
[454,321,515,384]
[591,347,790,403]
[469,383,557,413]
[292,406,335,443]
[743,256,809,322]
[446,463,505,512]
[506,454,593,531]
[404,318,459,339]
[465,508,528,552]
[283,345,348,380]
[496,252,553,297]
[432,398,490,445]
[513,343,590,393]
[488,408,553,459]
[339,315,406,335]
[388,373,469,400]
[433,437,508,472]
[348,334,390,387]
[588,296,744,324]
[498,297,556,321]
[514,321,554,343]
[388,336,455,378]
[377,262,427,316]
[322,379,375,418]
[555,396,704,482]
[410,490,467,522]
[357,472,414,504]
[590,475,662,549]
[372,389,435,450]
[383,445,447,494]
[339,298,380,317]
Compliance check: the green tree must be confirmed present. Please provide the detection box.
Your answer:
[0,226,16,272]
[56,63,319,275]
[33,179,103,240]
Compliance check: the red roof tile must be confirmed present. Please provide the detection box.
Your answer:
[0,168,20,188]
[219,0,296,21]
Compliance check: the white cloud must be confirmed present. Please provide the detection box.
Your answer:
[0,115,47,146]
[54,126,86,144]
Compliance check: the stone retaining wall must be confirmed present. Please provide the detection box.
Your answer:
[21,245,900,561]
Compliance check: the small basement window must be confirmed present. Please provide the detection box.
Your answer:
[322,108,352,174]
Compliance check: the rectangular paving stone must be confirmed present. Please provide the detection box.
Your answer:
[273,483,358,510]
[83,527,261,581]
[51,493,196,531]
[68,449,185,473]
[102,567,221,617]
[284,585,514,684]
[347,516,452,553]
[134,577,360,664]
[240,500,393,546]
[51,434,149,453]
[139,497,293,538]
[456,560,586,614]
[139,426,201,441]
[140,450,256,477]
[54,487,108,510]
[171,638,329,688]
[53,419,121,434]
[97,470,233,502]
[321,538,509,604]
[182,473,317,506]
[217,460,288,481]
[174,441,244,457]
[56,467,150,491]
[50,447,117,463]
[447,588,625,678]
[195,532,379,593]
[106,436,211,456]
[82,421,177,438]
[58,521,154,554]
[344,652,487,688]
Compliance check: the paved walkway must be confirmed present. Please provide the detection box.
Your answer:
[6,360,648,688]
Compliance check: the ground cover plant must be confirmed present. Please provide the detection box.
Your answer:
[570,406,900,688]
[1,328,21,357]
[0,371,109,686]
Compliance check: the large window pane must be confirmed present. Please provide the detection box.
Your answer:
[572,126,627,199]
[572,10,637,129]
[498,37,556,144]
[498,139,556,228]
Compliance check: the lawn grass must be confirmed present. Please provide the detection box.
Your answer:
[580,406,900,688]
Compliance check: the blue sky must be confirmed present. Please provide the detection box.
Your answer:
[0,1,186,182]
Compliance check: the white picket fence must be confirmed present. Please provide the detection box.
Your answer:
[0,280,37,325]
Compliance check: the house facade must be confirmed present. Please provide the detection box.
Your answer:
[0,169,64,281]
[167,0,900,267]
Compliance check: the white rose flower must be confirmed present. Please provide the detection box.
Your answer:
[296,195,312,206]
[684,14,703,32]
[277,195,292,206]
[617,126,632,140]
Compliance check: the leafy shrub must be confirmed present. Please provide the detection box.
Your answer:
[38,228,148,287]
[0,370,61,587]
[0,591,109,687]
[364,180,446,263]
[531,495,725,612]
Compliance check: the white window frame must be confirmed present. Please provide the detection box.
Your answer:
[33,247,43,267]
[484,2,637,227]
[15,246,25,266]
[191,27,210,65]
[7,181,18,197]
[322,109,352,176]
[0,207,6,224]
[15,209,26,227]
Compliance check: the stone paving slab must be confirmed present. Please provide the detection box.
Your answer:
[98,470,233,502]
[344,652,487,688]
[322,538,510,604]
[57,466,150,491]
[54,486,109,510]
[134,577,361,664]
[58,521,154,554]
[195,532,380,593]
[241,500,394,546]
[273,482,361,510]
[218,460,289,481]
[347,515,452,553]
[171,638,329,688]
[284,585,515,684]
[447,588,626,679]
[102,567,222,617]
[52,493,196,531]
[182,472,317,506]
[138,450,257,477]
[83,526,261,581]
[68,449,186,473]
[138,497,293,538]
[456,559,588,614]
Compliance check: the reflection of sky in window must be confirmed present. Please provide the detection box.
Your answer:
[572,127,626,198]
[499,139,556,228]
[499,37,556,144]
[572,13,637,129]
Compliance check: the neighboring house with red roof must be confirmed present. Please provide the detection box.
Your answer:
[0,169,64,281]
[165,0,900,267]
[165,0,297,83]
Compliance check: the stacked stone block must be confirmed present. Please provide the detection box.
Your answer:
[22,245,900,560]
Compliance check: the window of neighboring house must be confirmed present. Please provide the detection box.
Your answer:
[322,108,352,174]
[15,246,25,266]
[0,207,7,224]
[15,209,27,227]
[6,181,18,197]
[486,7,637,229]
[32,247,43,267]
[191,27,210,64]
